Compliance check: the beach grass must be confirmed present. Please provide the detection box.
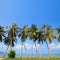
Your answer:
[4,57,60,60]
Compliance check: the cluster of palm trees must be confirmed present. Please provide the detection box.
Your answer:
[0,23,60,57]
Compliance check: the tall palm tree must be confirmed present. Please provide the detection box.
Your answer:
[0,25,6,53]
[28,24,38,57]
[0,25,6,42]
[42,24,56,57]
[18,25,28,58]
[4,36,17,57]
[56,26,60,42]
[5,23,18,50]
[36,29,44,57]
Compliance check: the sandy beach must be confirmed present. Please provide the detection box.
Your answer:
[0,58,4,60]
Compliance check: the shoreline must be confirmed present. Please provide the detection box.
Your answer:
[0,57,60,60]
[0,58,4,60]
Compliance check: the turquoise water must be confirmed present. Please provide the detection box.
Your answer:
[0,53,60,58]
[16,54,60,57]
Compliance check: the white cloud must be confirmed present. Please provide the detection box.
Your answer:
[15,43,60,50]
[0,44,8,52]
[15,44,22,49]
[57,44,60,48]
[15,44,31,49]
[49,43,60,49]
[15,43,40,49]
[24,43,31,49]
[32,44,40,48]
[0,43,60,53]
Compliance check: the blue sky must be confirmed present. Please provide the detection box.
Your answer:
[0,0,60,55]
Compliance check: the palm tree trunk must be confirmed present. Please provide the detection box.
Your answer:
[10,39,12,50]
[3,46,9,57]
[21,42,23,58]
[31,41,34,58]
[34,43,38,57]
[46,41,51,57]
[24,44,28,57]
[40,43,42,57]
[31,42,33,57]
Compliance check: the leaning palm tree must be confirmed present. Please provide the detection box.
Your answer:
[42,24,56,57]
[4,37,17,57]
[36,29,44,57]
[0,25,6,42]
[18,25,28,58]
[56,26,60,42]
[0,25,6,53]
[3,24,18,57]
[28,24,38,57]
[5,23,18,50]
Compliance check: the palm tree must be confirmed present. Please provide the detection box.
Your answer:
[4,36,17,57]
[18,25,28,58]
[42,24,56,57]
[36,29,44,57]
[56,26,60,42]
[3,24,18,57]
[5,23,18,50]
[28,24,38,57]
[0,25,6,54]
[0,25,6,42]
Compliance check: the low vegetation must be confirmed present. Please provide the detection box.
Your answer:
[4,57,60,60]
[8,50,15,58]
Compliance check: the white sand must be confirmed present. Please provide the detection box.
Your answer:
[0,58,4,60]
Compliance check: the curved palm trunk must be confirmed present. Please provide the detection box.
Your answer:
[3,46,9,57]
[31,42,38,58]
[40,43,42,57]
[31,42,33,58]
[34,43,38,57]
[10,38,12,50]
[24,44,28,57]
[46,41,51,57]
[20,42,23,58]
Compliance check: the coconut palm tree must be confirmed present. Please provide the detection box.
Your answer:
[4,36,17,57]
[42,24,56,57]
[5,23,18,50]
[0,25,6,42]
[0,25,6,53]
[3,24,18,57]
[36,29,44,57]
[28,24,38,57]
[56,26,60,42]
[3,23,21,57]
[18,25,28,58]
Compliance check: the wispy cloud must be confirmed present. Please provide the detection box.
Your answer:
[15,43,40,49]
[49,43,60,49]
[0,43,60,53]
[15,43,60,50]
[0,44,7,52]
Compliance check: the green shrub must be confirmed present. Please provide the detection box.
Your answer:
[8,50,16,58]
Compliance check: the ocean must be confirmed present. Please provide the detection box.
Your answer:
[0,53,60,58]
[16,54,60,57]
